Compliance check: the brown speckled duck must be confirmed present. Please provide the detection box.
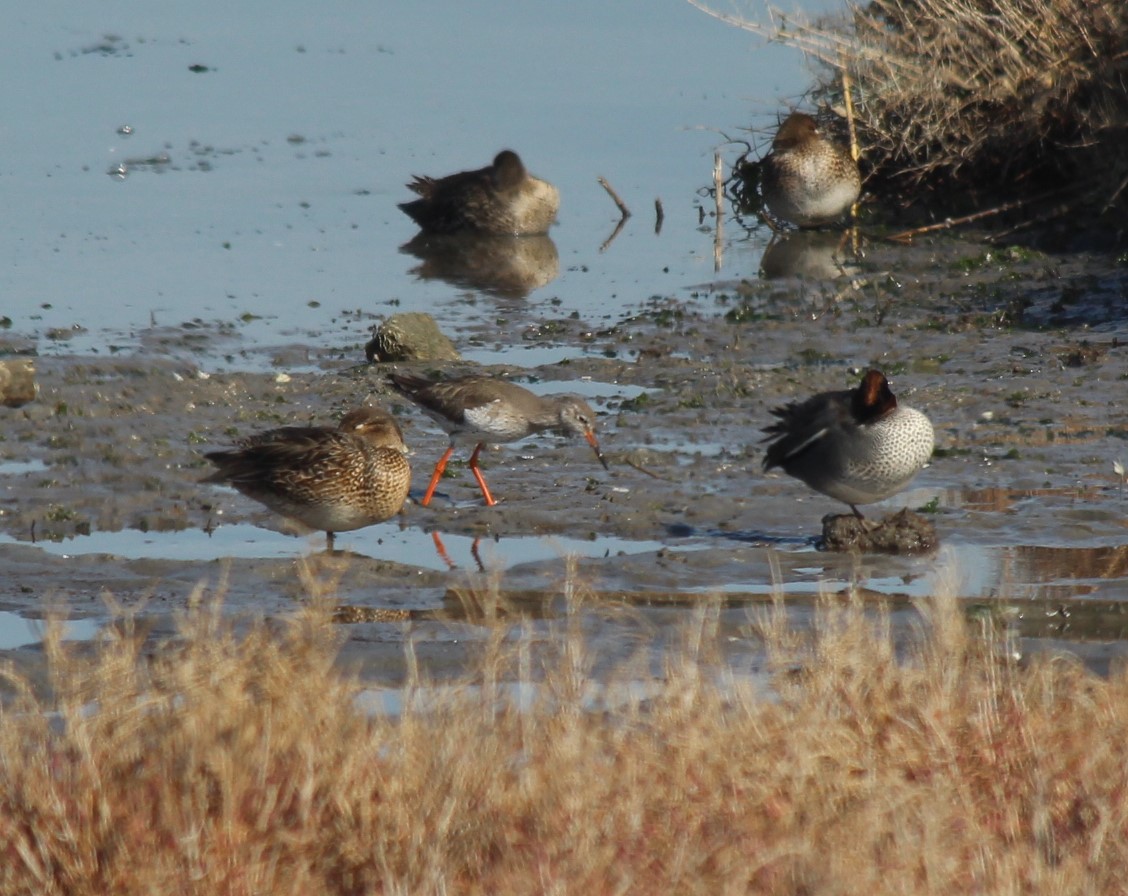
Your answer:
[760,112,861,228]
[203,407,411,548]
[398,150,559,236]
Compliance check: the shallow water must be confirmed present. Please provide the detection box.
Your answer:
[5,0,816,364]
[3,0,1128,685]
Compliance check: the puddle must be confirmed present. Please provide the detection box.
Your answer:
[0,610,101,650]
[353,674,771,717]
[0,460,48,476]
[755,538,1128,604]
[520,379,650,402]
[461,345,591,368]
[0,524,675,572]
[947,542,1128,602]
[952,485,1106,513]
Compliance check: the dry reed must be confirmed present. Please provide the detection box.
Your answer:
[692,0,1128,234]
[2,567,1128,894]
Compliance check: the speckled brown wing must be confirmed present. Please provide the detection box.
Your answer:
[209,429,327,483]
[205,425,411,532]
[202,427,334,484]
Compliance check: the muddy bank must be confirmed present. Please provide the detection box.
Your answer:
[1,233,1127,684]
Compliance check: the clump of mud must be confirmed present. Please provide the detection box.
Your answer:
[365,312,461,363]
[0,359,37,407]
[821,509,937,555]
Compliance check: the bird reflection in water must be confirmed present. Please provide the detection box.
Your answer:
[400,231,559,299]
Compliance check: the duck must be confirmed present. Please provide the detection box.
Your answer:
[398,149,559,235]
[202,406,411,548]
[762,369,933,516]
[760,112,861,228]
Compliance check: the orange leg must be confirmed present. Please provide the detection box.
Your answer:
[431,532,485,571]
[467,442,497,506]
[431,531,455,569]
[469,536,485,572]
[421,445,456,507]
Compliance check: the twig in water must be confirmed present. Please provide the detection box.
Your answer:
[598,177,631,219]
[842,70,859,165]
[599,215,628,253]
[655,198,665,234]
[1103,172,1128,214]
[713,152,724,270]
[842,68,860,227]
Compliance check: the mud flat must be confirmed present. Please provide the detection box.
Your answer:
[2,234,1127,685]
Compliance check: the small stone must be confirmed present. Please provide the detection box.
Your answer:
[0,359,37,408]
[366,312,461,363]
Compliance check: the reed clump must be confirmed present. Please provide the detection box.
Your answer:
[694,0,1128,234]
[2,582,1128,894]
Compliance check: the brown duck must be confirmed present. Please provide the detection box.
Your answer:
[760,112,861,228]
[398,149,559,235]
[203,407,411,547]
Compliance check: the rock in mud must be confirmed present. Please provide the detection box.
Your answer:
[365,313,461,363]
[821,508,938,554]
[0,359,37,407]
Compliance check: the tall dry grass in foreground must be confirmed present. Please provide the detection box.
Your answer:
[2,579,1128,894]
[693,0,1128,228]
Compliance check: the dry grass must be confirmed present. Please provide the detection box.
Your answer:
[692,0,1128,233]
[3,567,1128,894]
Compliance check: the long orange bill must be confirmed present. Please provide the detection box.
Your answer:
[585,430,610,470]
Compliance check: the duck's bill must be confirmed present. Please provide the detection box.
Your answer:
[585,431,610,470]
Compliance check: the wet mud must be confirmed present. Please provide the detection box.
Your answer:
[2,233,1128,684]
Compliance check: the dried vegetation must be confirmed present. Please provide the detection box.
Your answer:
[692,0,1128,237]
[3,566,1128,894]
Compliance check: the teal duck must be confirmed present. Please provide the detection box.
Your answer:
[760,112,861,228]
[763,370,934,517]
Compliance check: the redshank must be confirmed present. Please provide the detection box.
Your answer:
[762,369,934,517]
[389,372,608,507]
[398,149,559,236]
[202,406,411,547]
[760,112,861,228]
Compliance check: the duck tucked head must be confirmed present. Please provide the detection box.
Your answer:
[852,369,898,423]
[772,112,820,152]
[490,150,527,191]
[339,407,409,454]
